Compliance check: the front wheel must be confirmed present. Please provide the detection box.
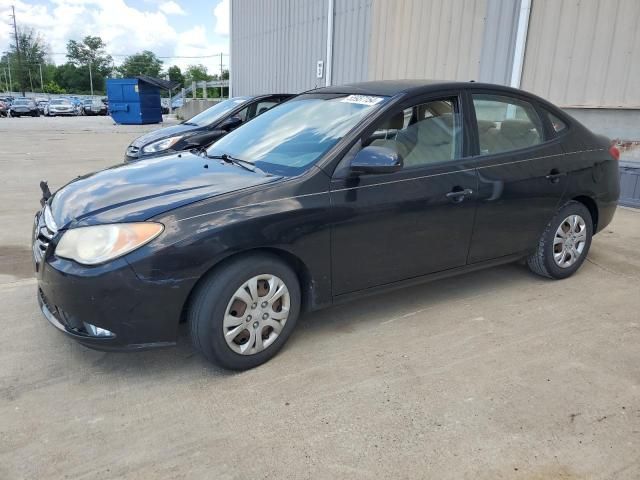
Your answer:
[189,254,301,370]
[528,200,593,279]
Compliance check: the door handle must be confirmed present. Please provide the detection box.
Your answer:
[545,169,566,184]
[446,188,473,203]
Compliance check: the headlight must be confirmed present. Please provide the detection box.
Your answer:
[56,223,164,265]
[142,136,183,154]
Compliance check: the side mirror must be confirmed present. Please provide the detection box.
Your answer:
[350,146,403,174]
[219,115,243,131]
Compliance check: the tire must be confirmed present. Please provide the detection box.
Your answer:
[189,253,301,370]
[527,200,593,279]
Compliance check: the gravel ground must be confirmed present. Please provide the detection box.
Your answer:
[1,116,639,480]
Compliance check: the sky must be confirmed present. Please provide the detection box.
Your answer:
[0,0,230,75]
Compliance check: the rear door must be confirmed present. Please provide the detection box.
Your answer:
[467,91,568,263]
[330,92,478,295]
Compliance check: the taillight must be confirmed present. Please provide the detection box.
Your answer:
[609,145,620,161]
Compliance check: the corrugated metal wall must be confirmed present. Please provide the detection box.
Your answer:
[478,0,521,84]
[331,0,372,85]
[367,0,488,81]
[231,0,373,95]
[231,0,328,95]
[230,0,518,94]
[522,0,640,108]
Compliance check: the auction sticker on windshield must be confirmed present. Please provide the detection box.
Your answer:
[341,95,384,106]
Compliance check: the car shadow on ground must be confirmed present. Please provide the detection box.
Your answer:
[70,260,544,379]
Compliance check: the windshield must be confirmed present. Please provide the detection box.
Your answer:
[206,93,387,176]
[13,99,29,105]
[186,97,250,127]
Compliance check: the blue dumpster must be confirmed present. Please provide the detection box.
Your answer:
[106,77,163,125]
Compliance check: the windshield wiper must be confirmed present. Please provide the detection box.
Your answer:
[207,153,267,175]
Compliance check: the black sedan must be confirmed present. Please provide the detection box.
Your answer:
[10,97,40,117]
[124,94,292,162]
[34,80,619,370]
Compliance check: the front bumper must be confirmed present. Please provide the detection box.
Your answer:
[33,212,192,351]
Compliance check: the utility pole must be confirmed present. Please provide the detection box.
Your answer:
[39,63,44,93]
[88,61,94,97]
[220,52,223,98]
[10,5,25,96]
[6,58,12,93]
[27,68,33,92]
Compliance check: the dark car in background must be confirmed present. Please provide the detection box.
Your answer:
[37,100,49,115]
[46,98,77,116]
[34,80,619,370]
[124,94,292,162]
[82,99,108,116]
[10,97,40,117]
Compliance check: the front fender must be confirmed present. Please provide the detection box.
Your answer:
[126,173,333,309]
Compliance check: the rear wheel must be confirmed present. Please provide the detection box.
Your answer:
[528,200,593,279]
[189,254,301,370]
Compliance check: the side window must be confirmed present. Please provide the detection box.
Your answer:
[247,101,278,120]
[472,94,543,155]
[234,106,249,122]
[364,97,462,168]
[546,111,568,134]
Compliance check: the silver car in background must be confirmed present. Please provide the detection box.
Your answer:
[46,99,77,117]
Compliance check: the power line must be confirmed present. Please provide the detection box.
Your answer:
[47,52,229,59]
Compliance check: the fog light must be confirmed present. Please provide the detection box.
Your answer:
[83,322,114,337]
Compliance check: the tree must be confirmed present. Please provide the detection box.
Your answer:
[53,63,105,94]
[43,81,65,94]
[118,51,163,78]
[184,64,212,84]
[4,28,50,92]
[66,36,113,76]
[167,65,185,87]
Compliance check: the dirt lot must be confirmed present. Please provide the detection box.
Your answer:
[1,116,639,480]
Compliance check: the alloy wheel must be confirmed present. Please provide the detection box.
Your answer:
[553,214,587,268]
[222,274,291,355]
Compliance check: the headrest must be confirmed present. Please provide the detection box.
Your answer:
[477,120,496,133]
[500,119,533,138]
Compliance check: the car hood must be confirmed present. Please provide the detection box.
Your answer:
[50,152,281,229]
[131,123,203,148]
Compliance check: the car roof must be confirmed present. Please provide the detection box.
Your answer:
[248,94,294,100]
[304,79,545,100]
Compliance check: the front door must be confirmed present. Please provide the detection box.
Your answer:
[330,95,478,295]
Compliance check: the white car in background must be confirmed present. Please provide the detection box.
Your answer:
[46,99,77,117]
